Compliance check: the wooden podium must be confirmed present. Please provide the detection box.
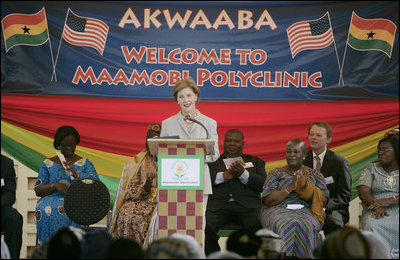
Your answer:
[147,138,215,247]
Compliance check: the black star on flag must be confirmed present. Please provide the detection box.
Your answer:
[367,30,375,39]
[21,25,30,34]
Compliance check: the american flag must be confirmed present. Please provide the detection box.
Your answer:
[287,12,334,58]
[62,9,109,55]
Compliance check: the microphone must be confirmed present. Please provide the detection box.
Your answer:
[185,114,209,139]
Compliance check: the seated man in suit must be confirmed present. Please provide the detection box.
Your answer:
[1,155,23,259]
[204,129,266,255]
[303,121,352,236]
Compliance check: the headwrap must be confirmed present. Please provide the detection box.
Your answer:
[147,123,161,138]
[206,251,244,259]
[145,233,206,259]
[384,127,399,138]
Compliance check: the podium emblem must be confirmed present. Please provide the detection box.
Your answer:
[172,160,188,179]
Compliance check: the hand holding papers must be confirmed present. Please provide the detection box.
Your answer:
[223,157,246,178]
[223,157,245,168]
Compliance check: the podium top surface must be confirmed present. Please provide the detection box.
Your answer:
[147,138,215,156]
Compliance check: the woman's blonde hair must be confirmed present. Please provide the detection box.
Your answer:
[173,78,200,104]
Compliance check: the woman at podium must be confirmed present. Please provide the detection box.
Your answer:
[160,77,220,209]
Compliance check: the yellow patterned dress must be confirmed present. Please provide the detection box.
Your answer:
[110,150,158,246]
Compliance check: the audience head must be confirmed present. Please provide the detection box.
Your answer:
[255,228,284,259]
[206,251,244,259]
[285,139,307,169]
[313,226,370,259]
[53,125,80,158]
[223,129,244,157]
[105,238,144,259]
[361,230,391,259]
[80,228,113,259]
[226,229,262,258]
[173,78,200,105]
[145,233,206,259]
[47,227,81,259]
[377,135,399,167]
[29,238,51,259]
[308,121,332,153]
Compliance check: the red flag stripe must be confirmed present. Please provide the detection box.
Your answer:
[1,8,46,29]
[85,25,107,40]
[287,13,334,58]
[86,19,108,35]
[66,20,107,43]
[287,21,309,37]
[351,12,396,35]
[63,27,106,54]
[62,10,109,55]
[63,30,103,51]
[291,31,334,56]
[290,31,333,56]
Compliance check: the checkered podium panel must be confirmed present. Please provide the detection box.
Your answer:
[155,140,208,247]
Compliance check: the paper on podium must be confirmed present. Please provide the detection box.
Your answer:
[147,138,215,156]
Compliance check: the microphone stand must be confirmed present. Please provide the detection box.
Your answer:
[184,115,209,139]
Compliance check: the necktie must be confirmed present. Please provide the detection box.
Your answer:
[315,156,321,171]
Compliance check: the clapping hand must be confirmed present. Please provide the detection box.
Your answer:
[293,169,307,189]
[229,161,245,178]
[223,161,245,180]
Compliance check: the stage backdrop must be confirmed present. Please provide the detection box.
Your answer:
[1,1,399,206]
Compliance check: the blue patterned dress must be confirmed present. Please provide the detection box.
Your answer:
[260,166,329,258]
[34,158,99,244]
[358,162,399,259]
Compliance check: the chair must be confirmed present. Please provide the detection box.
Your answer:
[217,222,243,237]
[63,178,110,231]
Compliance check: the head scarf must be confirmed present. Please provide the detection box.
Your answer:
[206,251,244,259]
[147,123,161,138]
[384,128,399,138]
[145,233,206,259]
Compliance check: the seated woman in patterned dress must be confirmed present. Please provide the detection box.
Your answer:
[357,131,399,259]
[260,139,329,258]
[109,123,161,247]
[34,125,99,245]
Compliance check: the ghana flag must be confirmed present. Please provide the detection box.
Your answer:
[1,7,49,52]
[347,12,397,58]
